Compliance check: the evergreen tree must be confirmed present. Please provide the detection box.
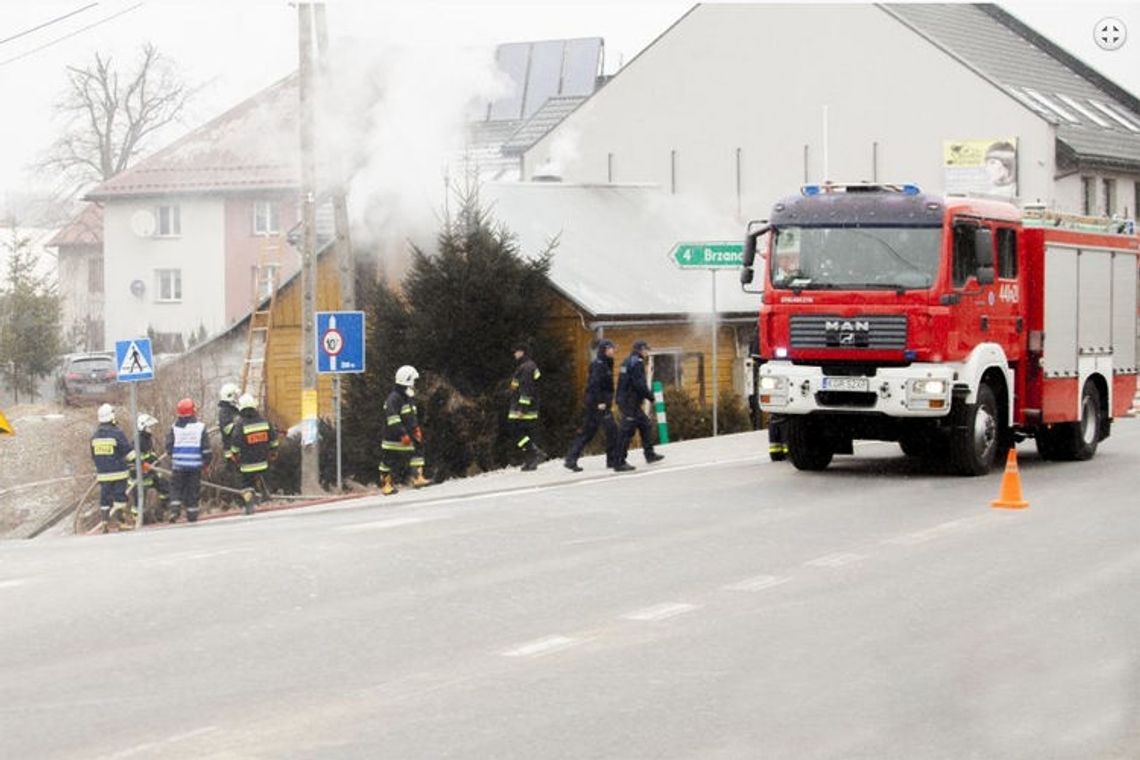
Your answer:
[342,190,576,483]
[0,227,62,402]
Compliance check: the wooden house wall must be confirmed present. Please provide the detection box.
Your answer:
[264,253,342,428]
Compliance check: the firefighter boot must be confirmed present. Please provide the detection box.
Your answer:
[100,507,111,533]
[381,473,397,496]
[411,467,430,489]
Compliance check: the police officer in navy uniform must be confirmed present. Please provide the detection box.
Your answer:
[90,403,133,532]
[508,341,547,471]
[615,340,664,469]
[564,339,622,472]
[166,398,211,523]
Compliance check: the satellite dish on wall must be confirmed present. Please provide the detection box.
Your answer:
[130,209,156,237]
[130,279,146,298]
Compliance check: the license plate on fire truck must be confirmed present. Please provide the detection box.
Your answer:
[821,377,869,392]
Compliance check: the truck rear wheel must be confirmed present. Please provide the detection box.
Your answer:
[786,417,833,471]
[950,383,1000,476]
[1052,381,1102,461]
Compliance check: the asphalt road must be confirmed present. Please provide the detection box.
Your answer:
[3,420,1140,759]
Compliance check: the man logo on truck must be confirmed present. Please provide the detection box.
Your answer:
[826,320,870,347]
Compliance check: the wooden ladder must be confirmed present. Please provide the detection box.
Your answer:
[240,240,281,405]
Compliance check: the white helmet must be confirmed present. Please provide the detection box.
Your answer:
[97,403,116,424]
[219,382,241,404]
[395,365,419,387]
[238,393,258,411]
[137,413,158,432]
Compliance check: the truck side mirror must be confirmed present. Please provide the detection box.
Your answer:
[740,221,770,291]
[976,267,995,285]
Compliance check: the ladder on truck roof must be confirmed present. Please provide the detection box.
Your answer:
[1022,206,1136,235]
[240,238,281,408]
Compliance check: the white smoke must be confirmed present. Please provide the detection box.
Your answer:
[321,39,509,277]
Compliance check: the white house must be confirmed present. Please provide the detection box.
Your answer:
[521,4,1140,222]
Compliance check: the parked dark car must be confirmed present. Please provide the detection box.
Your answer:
[58,353,120,406]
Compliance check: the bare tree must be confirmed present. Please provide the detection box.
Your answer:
[42,43,192,188]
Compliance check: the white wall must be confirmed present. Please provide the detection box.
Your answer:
[526,4,1059,219]
[103,197,226,346]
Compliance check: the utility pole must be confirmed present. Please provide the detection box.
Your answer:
[314,2,355,311]
[298,2,320,493]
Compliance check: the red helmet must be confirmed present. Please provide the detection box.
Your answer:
[176,398,196,417]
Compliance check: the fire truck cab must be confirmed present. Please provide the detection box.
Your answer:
[740,182,1139,475]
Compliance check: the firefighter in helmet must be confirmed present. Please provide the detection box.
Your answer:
[508,342,547,471]
[126,413,170,521]
[90,403,133,532]
[227,393,278,511]
[379,365,429,495]
[217,382,241,451]
[166,398,211,523]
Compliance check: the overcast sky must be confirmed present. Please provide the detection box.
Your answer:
[0,0,1137,203]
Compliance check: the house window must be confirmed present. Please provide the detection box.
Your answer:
[156,204,181,237]
[996,227,1017,279]
[253,200,279,235]
[650,351,681,388]
[155,269,182,302]
[1102,178,1117,216]
[88,257,103,293]
[252,263,280,300]
[1081,177,1096,215]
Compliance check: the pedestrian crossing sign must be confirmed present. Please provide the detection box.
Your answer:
[115,338,155,382]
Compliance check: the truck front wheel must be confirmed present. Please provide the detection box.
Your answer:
[950,383,1000,476]
[786,416,833,471]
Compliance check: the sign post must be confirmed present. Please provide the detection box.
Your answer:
[669,242,744,436]
[316,311,366,491]
[115,337,155,529]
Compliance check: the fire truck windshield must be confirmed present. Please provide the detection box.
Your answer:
[770,226,942,290]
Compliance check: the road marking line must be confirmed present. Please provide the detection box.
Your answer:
[621,602,700,622]
[501,635,579,658]
[337,515,451,533]
[723,574,792,592]
[804,552,867,568]
[882,514,995,546]
[0,578,29,590]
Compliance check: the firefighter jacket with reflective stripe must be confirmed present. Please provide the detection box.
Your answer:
[508,357,540,420]
[167,419,210,471]
[91,423,131,482]
[617,352,654,414]
[230,411,278,473]
[127,430,161,484]
[217,401,239,449]
[381,388,420,452]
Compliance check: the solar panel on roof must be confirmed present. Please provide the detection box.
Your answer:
[1088,100,1140,132]
[562,38,603,96]
[1055,93,1111,127]
[489,43,529,121]
[524,40,566,120]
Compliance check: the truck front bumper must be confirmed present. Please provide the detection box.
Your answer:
[757,361,955,418]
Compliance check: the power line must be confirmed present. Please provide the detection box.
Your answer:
[0,3,100,47]
[0,2,144,69]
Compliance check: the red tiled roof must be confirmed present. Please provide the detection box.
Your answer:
[48,202,103,246]
[87,74,300,199]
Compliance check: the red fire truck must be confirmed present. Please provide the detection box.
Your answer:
[740,183,1139,475]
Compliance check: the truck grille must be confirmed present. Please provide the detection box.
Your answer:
[790,314,907,350]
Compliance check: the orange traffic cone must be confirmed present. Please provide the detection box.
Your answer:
[991,447,1029,509]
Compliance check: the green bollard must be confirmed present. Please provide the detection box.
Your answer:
[652,380,670,445]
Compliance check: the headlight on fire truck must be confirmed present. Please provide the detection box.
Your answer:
[758,375,789,407]
[906,378,949,410]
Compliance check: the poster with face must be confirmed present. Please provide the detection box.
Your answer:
[943,138,1018,198]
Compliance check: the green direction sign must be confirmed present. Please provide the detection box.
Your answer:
[671,242,745,269]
